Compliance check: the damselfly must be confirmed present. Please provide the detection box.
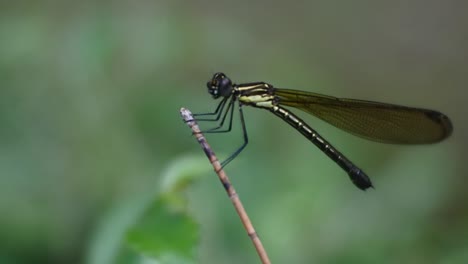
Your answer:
[193,73,453,190]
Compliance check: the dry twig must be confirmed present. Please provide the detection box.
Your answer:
[180,107,271,264]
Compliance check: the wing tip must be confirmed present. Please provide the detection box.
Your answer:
[425,110,453,142]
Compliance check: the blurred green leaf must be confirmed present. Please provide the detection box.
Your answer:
[126,197,198,264]
[85,155,211,264]
[123,155,210,263]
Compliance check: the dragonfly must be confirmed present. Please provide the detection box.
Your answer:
[193,72,453,190]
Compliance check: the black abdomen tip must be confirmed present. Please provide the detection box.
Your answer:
[348,167,373,190]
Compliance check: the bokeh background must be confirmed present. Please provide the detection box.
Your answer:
[1,1,467,263]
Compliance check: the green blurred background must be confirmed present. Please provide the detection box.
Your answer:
[0,1,466,263]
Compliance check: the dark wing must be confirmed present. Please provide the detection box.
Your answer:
[274,88,453,144]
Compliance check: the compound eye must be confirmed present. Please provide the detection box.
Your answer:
[207,72,232,98]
